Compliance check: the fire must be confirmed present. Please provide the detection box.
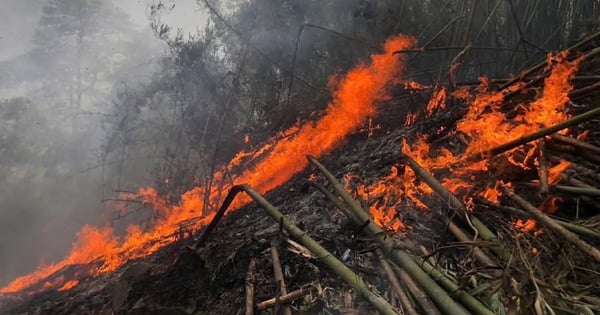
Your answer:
[58,280,78,292]
[1,34,417,294]
[400,51,581,207]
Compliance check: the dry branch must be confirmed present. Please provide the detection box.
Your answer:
[500,185,600,262]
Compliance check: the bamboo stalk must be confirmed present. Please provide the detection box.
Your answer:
[257,287,314,310]
[551,133,600,155]
[500,185,600,262]
[394,265,442,315]
[307,180,358,222]
[464,106,600,164]
[245,258,257,315]
[570,81,600,99]
[197,185,398,314]
[520,182,600,197]
[238,185,399,315]
[474,197,600,239]
[307,155,493,315]
[402,154,504,261]
[378,250,419,315]
[271,245,292,315]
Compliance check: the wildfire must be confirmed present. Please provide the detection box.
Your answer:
[0,34,417,294]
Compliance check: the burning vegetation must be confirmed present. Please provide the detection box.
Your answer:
[2,2,600,315]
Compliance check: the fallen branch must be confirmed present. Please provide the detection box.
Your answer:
[500,185,600,262]
[464,106,600,164]
[307,155,493,315]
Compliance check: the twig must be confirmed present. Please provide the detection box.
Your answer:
[520,182,600,197]
[500,185,600,262]
[245,258,257,315]
[377,250,419,315]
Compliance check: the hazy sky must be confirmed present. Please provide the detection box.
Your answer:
[0,0,207,61]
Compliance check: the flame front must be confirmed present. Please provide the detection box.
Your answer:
[0,34,417,294]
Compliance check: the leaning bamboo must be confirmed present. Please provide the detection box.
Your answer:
[307,155,492,315]
[464,106,600,164]
[500,185,600,262]
[245,258,257,315]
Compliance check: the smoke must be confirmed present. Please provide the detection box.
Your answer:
[0,0,206,287]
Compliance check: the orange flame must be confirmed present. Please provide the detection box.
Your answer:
[1,34,417,294]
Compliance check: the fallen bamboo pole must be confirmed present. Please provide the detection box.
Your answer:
[551,133,600,155]
[500,185,600,262]
[307,155,493,315]
[394,266,442,315]
[378,250,419,315]
[307,180,358,222]
[464,106,600,164]
[245,258,257,315]
[520,182,600,197]
[474,197,600,240]
[402,153,507,263]
[238,185,398,315]
[271,245,292,315]
[257,286,315,310]
[569,81,600,99]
